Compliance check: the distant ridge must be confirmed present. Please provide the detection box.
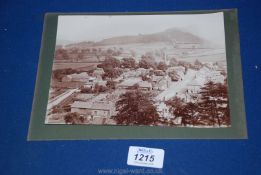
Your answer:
[66,28,213,47]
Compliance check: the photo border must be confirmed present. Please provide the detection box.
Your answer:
[28,9,247,140]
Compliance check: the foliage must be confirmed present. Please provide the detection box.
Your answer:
[139,57,156,69]
[64,112,85,124]
[97,57,123,79]
[52,68,78,81]
[55,48,70,60]
[198,81,230,126]
[121,57,136,68]
[102,67,123,79]
[165,81,230,126]
[114,90,159,125]
[157,61,168,71]
[93,84,108,93]
[80,87,93,93]
[168,70,179,81]
[80,84,108,93]
[106,80,116,90]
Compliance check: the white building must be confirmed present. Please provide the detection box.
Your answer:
[117,78,152,91]
[151,76,170,91]
[71,101,114,118]
[62,72,89,82]
[93,68,105,80]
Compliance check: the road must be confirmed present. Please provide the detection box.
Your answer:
[47,88,79,111]
[156,69,196,101]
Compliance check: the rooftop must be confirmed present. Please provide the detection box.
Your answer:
[71,101,113,110]
[70,72,89,79]
[138,81,152,88]
[152,76,164,82]
[118,78,141,87]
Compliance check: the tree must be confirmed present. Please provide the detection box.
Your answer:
[121,58,136,68]
[97,57,123,79]
[165,96,185,117]
[179,102,198,126]
[114,90,159,125]
[166,96,199,126]
[102,67,123,79]
[139,57,156,69]
[98,57,121,69]
[80,87,92,93]
[157,61,168,71]
[52,68,78,81]
[106,80,116,90]
[168,70,179,81]
[93,84,108,93]
[198,81,230,126]
[64,112,85,124]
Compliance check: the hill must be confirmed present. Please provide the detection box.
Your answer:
[65,28,212,47]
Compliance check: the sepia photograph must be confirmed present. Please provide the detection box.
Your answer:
[45,12,230,128]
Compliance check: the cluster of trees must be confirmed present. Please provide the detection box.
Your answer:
[169,58,204,70]
[113,89,159,125]
[55,47,124,60]
[52,68,79,81]
[97,57,123,79]
[138,57,168,72]
[96,51,169,72]
[80,84,108,94]
[166,81,230,126]
[121,57,136,68]
[168,70,180,81]
[64,112,85,124]
[55,48,70,60]
[80,80,116,94]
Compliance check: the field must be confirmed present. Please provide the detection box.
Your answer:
[52,62,99,70]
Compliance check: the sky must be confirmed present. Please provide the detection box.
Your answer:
[56,12,225,47]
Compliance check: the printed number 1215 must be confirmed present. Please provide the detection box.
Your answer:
[134,154,155,162]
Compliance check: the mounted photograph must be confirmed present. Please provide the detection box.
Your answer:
[45,12,231,128]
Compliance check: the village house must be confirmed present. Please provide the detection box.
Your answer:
[151,75,170,91]
[166,66,185,80]
[167,66,185,74]
[117,78,152,91]
[83,77,107,89]
[62,72,89,82]
[136,68,150,75]
[93,68,105,80]
[206,72,224,83]
[174,42,201,49]
[74,93,95,102]
[154,70,165,76]
[83,77,96,88]
[187,79,203,94]
[71,101,114,118]
[122,70,139,79]
[137,81,152,91]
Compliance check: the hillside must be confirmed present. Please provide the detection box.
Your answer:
[66,28,212,47]
[97,28,204,45]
